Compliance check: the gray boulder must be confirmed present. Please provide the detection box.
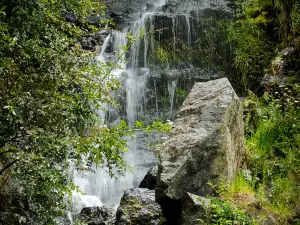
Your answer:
[115,188,165,225]
[79,206,115,225]
[139,166,158,190]
[181,193,210,225]
[156,78,244,202]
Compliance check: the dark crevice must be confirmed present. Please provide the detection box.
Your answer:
[156,195,182,225]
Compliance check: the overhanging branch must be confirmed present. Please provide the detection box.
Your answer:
[0,160,18,176]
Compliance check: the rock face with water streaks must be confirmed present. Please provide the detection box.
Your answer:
[115,188,165,225]
[156,78,244,203]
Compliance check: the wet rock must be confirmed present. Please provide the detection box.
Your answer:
[56,216,71,225]
[272,47,295,76]
[94,30,112,43]
[181,193,210,225]
[176,62,194,70]
[162,1,179,13]
[261,47,296,89]
[146,3,155,12]
[106,108,119,123]
[64,12,77,23]
[80,30,112,51]
[115,188,165,225]
[139,166,158,190]
[261,75,286,89]
[88,14,101,27]
[156,78,244,201]
[81,37,97,51]
[107,0,150,27]
[79,206,115,225]
[279,47,295,56]
[200,8,233,19]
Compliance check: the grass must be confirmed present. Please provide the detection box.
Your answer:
[225,89,300,224]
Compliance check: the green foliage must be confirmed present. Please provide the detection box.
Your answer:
[192,3,273,93]
[273,0,299,45]
[0,0,124,224]
[227,1,273,92]
[241,0,272,25]
[193,19,230,72]
[243,84,300,223]
[134,120,171,133]
[175,88,188,98]
[155,46,171,65]
[210,0,300,93]
[207,198,255,225]
[0,0,171,224]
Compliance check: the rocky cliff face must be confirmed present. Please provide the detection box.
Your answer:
[75,78,245,225]
[155,78,244,223]
[105,0,234,124]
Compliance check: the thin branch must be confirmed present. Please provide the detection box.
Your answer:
[0,150,15,155]
[0,175,10,190]
[0,159,18,176]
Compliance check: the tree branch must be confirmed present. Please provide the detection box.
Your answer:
[0,159,18,176]
[0,150,15,155]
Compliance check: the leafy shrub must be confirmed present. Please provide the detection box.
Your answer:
[208,198,256,225]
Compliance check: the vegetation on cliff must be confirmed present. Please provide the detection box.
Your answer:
[209,0,300,224]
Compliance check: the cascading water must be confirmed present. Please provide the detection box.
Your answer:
[70,31,129,216]
[71,0,232,219]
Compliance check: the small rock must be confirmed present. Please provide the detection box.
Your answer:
[88,14,101,27]
[94,30,111,42]
[64,12,77,23]
[56,216,72,225]
[79,206,115,225]
[81,37,97,51]
[181,193,210,225]
[115,188,165,225]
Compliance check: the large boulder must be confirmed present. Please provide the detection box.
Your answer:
[78,206,115,225]
[115,188,165,225]
[156,78,244,201]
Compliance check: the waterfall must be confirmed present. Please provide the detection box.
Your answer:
[70,0,231,219]
[70,31,129,217]
[168,79,177,113]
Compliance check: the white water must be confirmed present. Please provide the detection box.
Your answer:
[168,79,178,113]
[70,31,129,218]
